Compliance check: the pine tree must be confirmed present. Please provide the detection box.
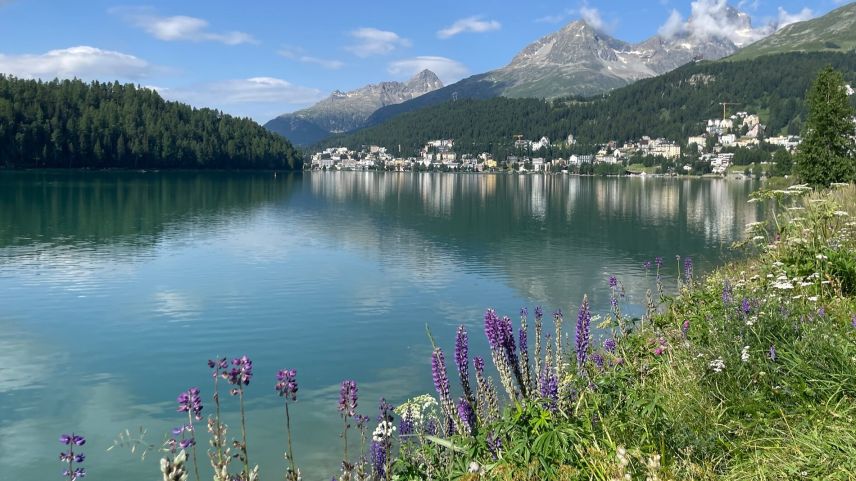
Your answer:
[795,66,856,186]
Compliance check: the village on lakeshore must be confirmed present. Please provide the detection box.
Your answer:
[308,109,805,178]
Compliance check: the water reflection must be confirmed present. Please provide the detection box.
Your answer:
[0,171,763,481]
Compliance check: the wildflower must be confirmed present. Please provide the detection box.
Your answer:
[369,441,386,478]
[592,352,605,370]
[576,295,591,369]
[223,355,253,392]
[538,366,559,412]
[275,369,298,401]
[603,338,616,353]
[177,387,203,421]
[338,380,358,417]
[741,346,750,363]
[681,320,690,338]
[741,298,751,316]
[709,358,725,373]
[644,260,652,270]
[772,280,794,290]
[655,256,663,269]
[722,279,733,304]
[456,398,475,435]
[398,410,414,437]
[851,315,856,329]
[59,433,86,481]
[653,338,667,356]
[769,345,777,362]
[486,432,502,459]
[371,421,396,442]
[816,254,828,261]
[817,307,826,318]
[431,348,458,425]
[608,275,617,288]
[454,325,474,406]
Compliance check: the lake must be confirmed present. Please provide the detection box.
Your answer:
[0,171,763,481]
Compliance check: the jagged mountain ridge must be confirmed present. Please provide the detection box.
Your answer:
[264,69,442,146]
[366,10,751,127]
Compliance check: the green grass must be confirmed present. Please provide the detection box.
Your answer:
[390,184,856,480]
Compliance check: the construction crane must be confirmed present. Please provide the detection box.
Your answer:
[719,101,741,120]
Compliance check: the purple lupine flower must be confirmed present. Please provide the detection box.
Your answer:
[769,344,777,362]
[179,438,196,449]
[518,326,528,357]
[370,441,386,478]
[644,260,652,270]
[520,307,528,318]
[454,325,473,404]
[534,306,543,320]
[817,307,826,318]
[500,316,518,367]
[741,298,751,316]
[223,355,253,391]
[592,352,605,370]
[575,296,591,369]
[398,409,414,437]
[355,414,370,431]
[684,257,693,282]
[681,320,690,338]
[722,279,733,304]
[608,275,617,288]
[484,309,502,350]
[486,432,502,460]
[603,338,616,353]
[275,369,298,401]
[538,367,559,412]
[377,398,394,423]
[473,356,485,374]
[431,348,452,406]
[655,256,663,269]
[177,387,203,421]
[338,380,358,417]
[456,398,475,435]
[59,434,85,480]
[424,419,437,436]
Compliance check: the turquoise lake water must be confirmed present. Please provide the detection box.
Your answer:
[0,171,763,480]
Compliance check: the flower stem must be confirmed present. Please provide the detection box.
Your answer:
[239,386,250,477]
[187,410,201,481]
[285,401,296,480]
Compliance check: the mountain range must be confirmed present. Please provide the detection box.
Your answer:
[264,70,442,146]
[266,2,856,147]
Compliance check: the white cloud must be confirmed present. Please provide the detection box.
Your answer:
[345,28,410,57]
[388,56,468,85]
[776,7,813,30]
[579,5,617,33]
[437,16,501,39]
[0,46,153,80]
[658,9,685,39]
[278,47,344,70]
[656,1,817,44]
[113,7,256,45]
[159,76,323,120]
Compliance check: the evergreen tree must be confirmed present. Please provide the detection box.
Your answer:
[795,66,856,186]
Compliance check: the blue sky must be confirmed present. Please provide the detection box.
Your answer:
[0,0,847,122]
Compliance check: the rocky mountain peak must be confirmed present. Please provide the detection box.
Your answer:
[405,69,443,95]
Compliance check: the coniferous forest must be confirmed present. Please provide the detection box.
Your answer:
[0,76,302,170]
[323,52,856,157]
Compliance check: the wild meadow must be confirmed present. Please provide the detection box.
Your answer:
[83,183,856,480]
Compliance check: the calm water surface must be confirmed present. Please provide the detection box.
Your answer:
[0,171,763,480]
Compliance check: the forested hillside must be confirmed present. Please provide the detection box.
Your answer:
[325,52,856,157]
[0,76,302,170]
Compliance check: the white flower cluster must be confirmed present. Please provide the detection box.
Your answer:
[741,346,750,363]
[709,358,725,373]
[372,420,396,442]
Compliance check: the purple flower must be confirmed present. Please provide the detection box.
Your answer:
[338,380,358,418]
[534,306,543,320]
[431,348,452,404]
[603,338,616,353]
[684,257,693,282]
[722,279,733,304]
[223,355,253,390]
[424,419,437,436]
[377,398,394,423]
[486,432,502,460]
[456,398,475,435]
[518,327,528,357]
[592,352,605,370]
[741,298,751,316]
[539,366,559,412]
[817,307,826,318]
[454,325,471,401]
[398,411,414,437]
[655,256,663,269]
[178,438,196,449]
[177,387,203,421]
[644,260,652,270]
[608,275,617,288]
[355,414,370,430]
[275,369,298,401]
[520,307,528,318]
[576,296,591,369]
[370,441,386,478]
[473,356,485,374]
[769,344,777,362]
[851,314,856,329]
[681,320,690,338]
[59,434,85,480]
